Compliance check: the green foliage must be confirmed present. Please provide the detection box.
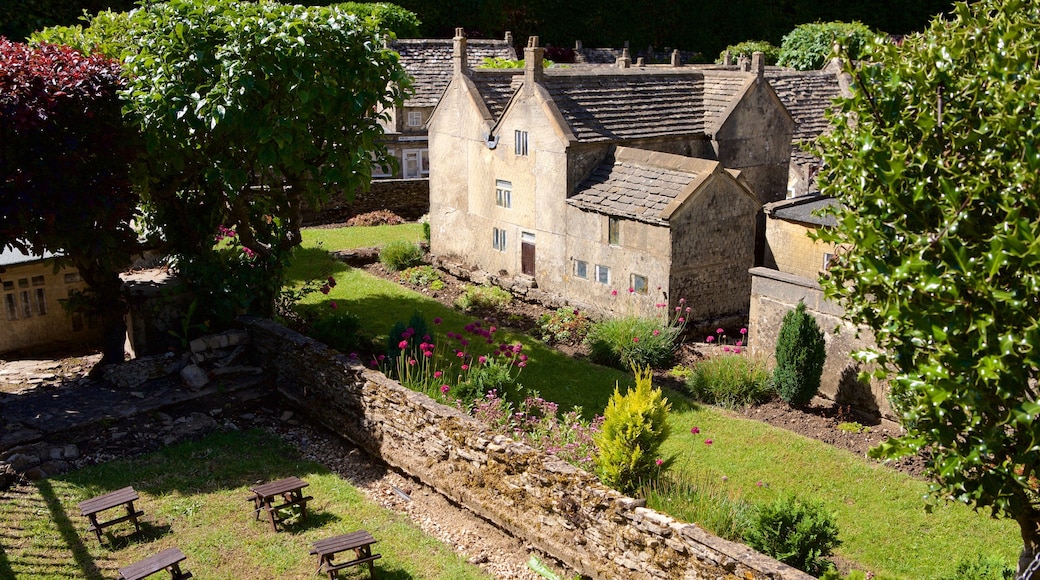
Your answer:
[813,0,1040,558]
[594,367,671,495]
[398,265,441,287]
[773,302,826,407]
[585,316,681,370]
[642,473,756,541]
[537,307,592,345]
[478,56,555,69]
[777,21,881,70]
[386,311,432,363]
[474,392,602,469]
[743,494,841,576]
[687,354,774,409]
[717,40,780,65]
[379,240,425,271]
[454,284,512,313]
[936,554,1015,580]
[330,2,421,37]
[308,311,364,354]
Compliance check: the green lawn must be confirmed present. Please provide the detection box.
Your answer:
[288,224,1020,579]
[0,430,489,580]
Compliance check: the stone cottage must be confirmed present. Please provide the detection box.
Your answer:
[0,247,99,355]
[427,31,793,326]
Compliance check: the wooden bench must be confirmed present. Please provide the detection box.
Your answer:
[247,476,312,532]
[310,530,381,579]
[118,547,192,580]
[77,486,144,543]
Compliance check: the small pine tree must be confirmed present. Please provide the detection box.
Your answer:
[594,367,671,495]
[773,301,827,407]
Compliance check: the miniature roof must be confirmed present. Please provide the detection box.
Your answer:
[0,245,60,267]
[471,68,751,142]
[567,147,728,225]
[393,38,517,108]
[764,194,839,227]
[764,68,842,144]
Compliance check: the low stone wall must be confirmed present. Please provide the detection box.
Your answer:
[303,179,429,224]
[242,316,812,580]
[748,267,891,420]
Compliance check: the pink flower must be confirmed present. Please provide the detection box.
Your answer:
[461,364,469,370]
[685,307,691,313]
[678,317,685,323]
[735,340,743,347]
[716,328,724,334]
[327,276,337,287]
[479,355,487,364]
[434,371,443,378]
[632,337,640,343]
[628,287,634,293]
[655,458,663,466]
[519,354,528,362]
[408,358,416,366]
[611,290,618,296]
[329,301,337,309]
[723,346,731,353]
[423,351,433,358]
[705,439,713,445]
[740,327,747,335]
[756,481,764,487]
[706,336,714,343]
[679,297,686,304]
[734,347,742,354]
[440,384,450,393]
[434,317,442,324]
[691,426,700,434]
[517,361,527,368]
[456,351,465,358]
[398,340,409,349]
[652,329,660,336]
[320,285,331,294]
[242,247,256,259]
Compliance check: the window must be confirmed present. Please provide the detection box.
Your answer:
[631,274,648,295]
[823,253,835,270]
[2,281,12,291]
[574,260,588,279]
[608,217,620,246]
[64,272,81,284]
[493,227,507,251]
[31,276,45,286]
[34,288,47,316]
[371,152,392,178]
[495,180,512,208]
[19,291,31,319]
[17,277,28,288]
[407,111,423,127]
[595,264,610,285]
[4,294,16,321]
[514,130,528,155]
[403,149,430,178]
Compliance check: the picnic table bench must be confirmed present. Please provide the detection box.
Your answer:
[310,530,381,579]
[247,476,312,532]
[77,486,144,543]
[118,547,192,580]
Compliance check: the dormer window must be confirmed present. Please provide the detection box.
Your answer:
[407,111,422,127]
[514,130,528,156]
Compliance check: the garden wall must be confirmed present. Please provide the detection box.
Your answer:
[242,316,812,580]
[302,178,429,225]
[748,267,892,420]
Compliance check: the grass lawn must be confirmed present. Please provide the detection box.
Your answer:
[289,224,1020,579]
[0,429,489,580]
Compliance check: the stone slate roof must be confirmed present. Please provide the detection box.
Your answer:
[394,39,516,108]
[567,147,722,225]
[764,195,839,227]
[471,72,523,119]
[764,68,841,143]
[472,68,751,142]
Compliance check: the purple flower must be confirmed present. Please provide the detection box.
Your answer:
[320,285,331,295]
[611,290,618,296]
[327,276,337,287]
[434,371,443,378]
[691,426,700,434]
[434,317,442,324]
[740,327,748,335]
[329,301,337,309]
[655,458,663,466]
[440,384,450,394]
[705,439,713,446]
[716,328,724,334]
[706,336,715,343]
[478,355,487,364]
[398,340,409,349]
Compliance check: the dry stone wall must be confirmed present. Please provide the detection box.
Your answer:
[243,316,812,580]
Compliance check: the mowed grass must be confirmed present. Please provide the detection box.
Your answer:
[291,224,1020,579]
[0,429,489,580]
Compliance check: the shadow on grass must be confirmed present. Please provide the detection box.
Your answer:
[283,510,341,534]
[0,541,16,580]
[283,246,351,285]
[35,478,106,580]
[103,521,174,550]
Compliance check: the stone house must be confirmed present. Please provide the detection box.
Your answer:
[428,31,793,327]
[0,247,99,355]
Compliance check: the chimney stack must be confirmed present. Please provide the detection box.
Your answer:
[751,51,765,78]
[524,36,544,86]
[617,47,631,68]
[671,49,681,67]
[504,31,513,45]
[723,50,732,66]
[453,28,468,76]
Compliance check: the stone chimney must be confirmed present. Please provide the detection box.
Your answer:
[723,50,732,66]
[616,47,631,68]
[671,49,681,67]
[504,31,513,46]
[636,56,645,67]
[524,36,544,86]
[751,51,765,78]
[575,40,582,50]
[453,28,468,76]
[739,55,750,72]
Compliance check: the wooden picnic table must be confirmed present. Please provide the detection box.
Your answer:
[248,476,312,532]
[118,547,192,580]
[310,530,381,579]
[77,485,144,543]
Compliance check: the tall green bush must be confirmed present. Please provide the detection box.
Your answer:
[743,494,841,576]
[777,21,881,70]
[687,354,774,409]
[717,40,780,65]
[585,316,681,370]
[594,367,671,495]
[773,301,826,407]
[379,240,424,271]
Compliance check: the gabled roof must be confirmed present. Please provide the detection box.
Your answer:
[393,39,517,108]
[764,67,842,144]
[764,194,839,227]
[470,68,752,142]
[567,147,736,225]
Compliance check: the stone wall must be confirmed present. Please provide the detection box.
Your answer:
[748,267,891,419]
[303,179,429,225]
[243,316,813,580]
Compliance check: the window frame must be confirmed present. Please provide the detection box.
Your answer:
[631,274,648,295]
[495,179,513,208]
[595,264,611,285]
[493,227,507,251]
[514,130,528,156]
[608,217,620,246]
[407,110,423,127]
[574,259,588,279]
[403,148,430,178]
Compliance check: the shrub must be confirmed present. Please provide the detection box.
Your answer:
[398,265,441,287]
[777,21,881,70]
[308,312,363,354]
[585,316,681,370]
[936,554,1014,580]
[773,301,826,407]
[717,40,780,65]
[687,354,774,408]
[537,307,592,345]
[643,473,756,542]
[345,210,405,227]
[454,284,512,313]
[473,391,602,468]
[743,494,841,576]
[379,240,424,271]
[594,367,671,494]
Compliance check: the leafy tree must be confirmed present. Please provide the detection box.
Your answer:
[44,0,409,325]
[813,0,1040,571]
[716,40,780,65]
[0,39,139,363]
[776,21,881,70]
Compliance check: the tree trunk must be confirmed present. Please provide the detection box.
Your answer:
[74,263,128,366]
[1018,511,1040,578]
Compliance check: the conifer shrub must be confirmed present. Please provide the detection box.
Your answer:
[594,367,671,495]
[773,301,826,407]
[743,494,841,576]
[379,240,424,271]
